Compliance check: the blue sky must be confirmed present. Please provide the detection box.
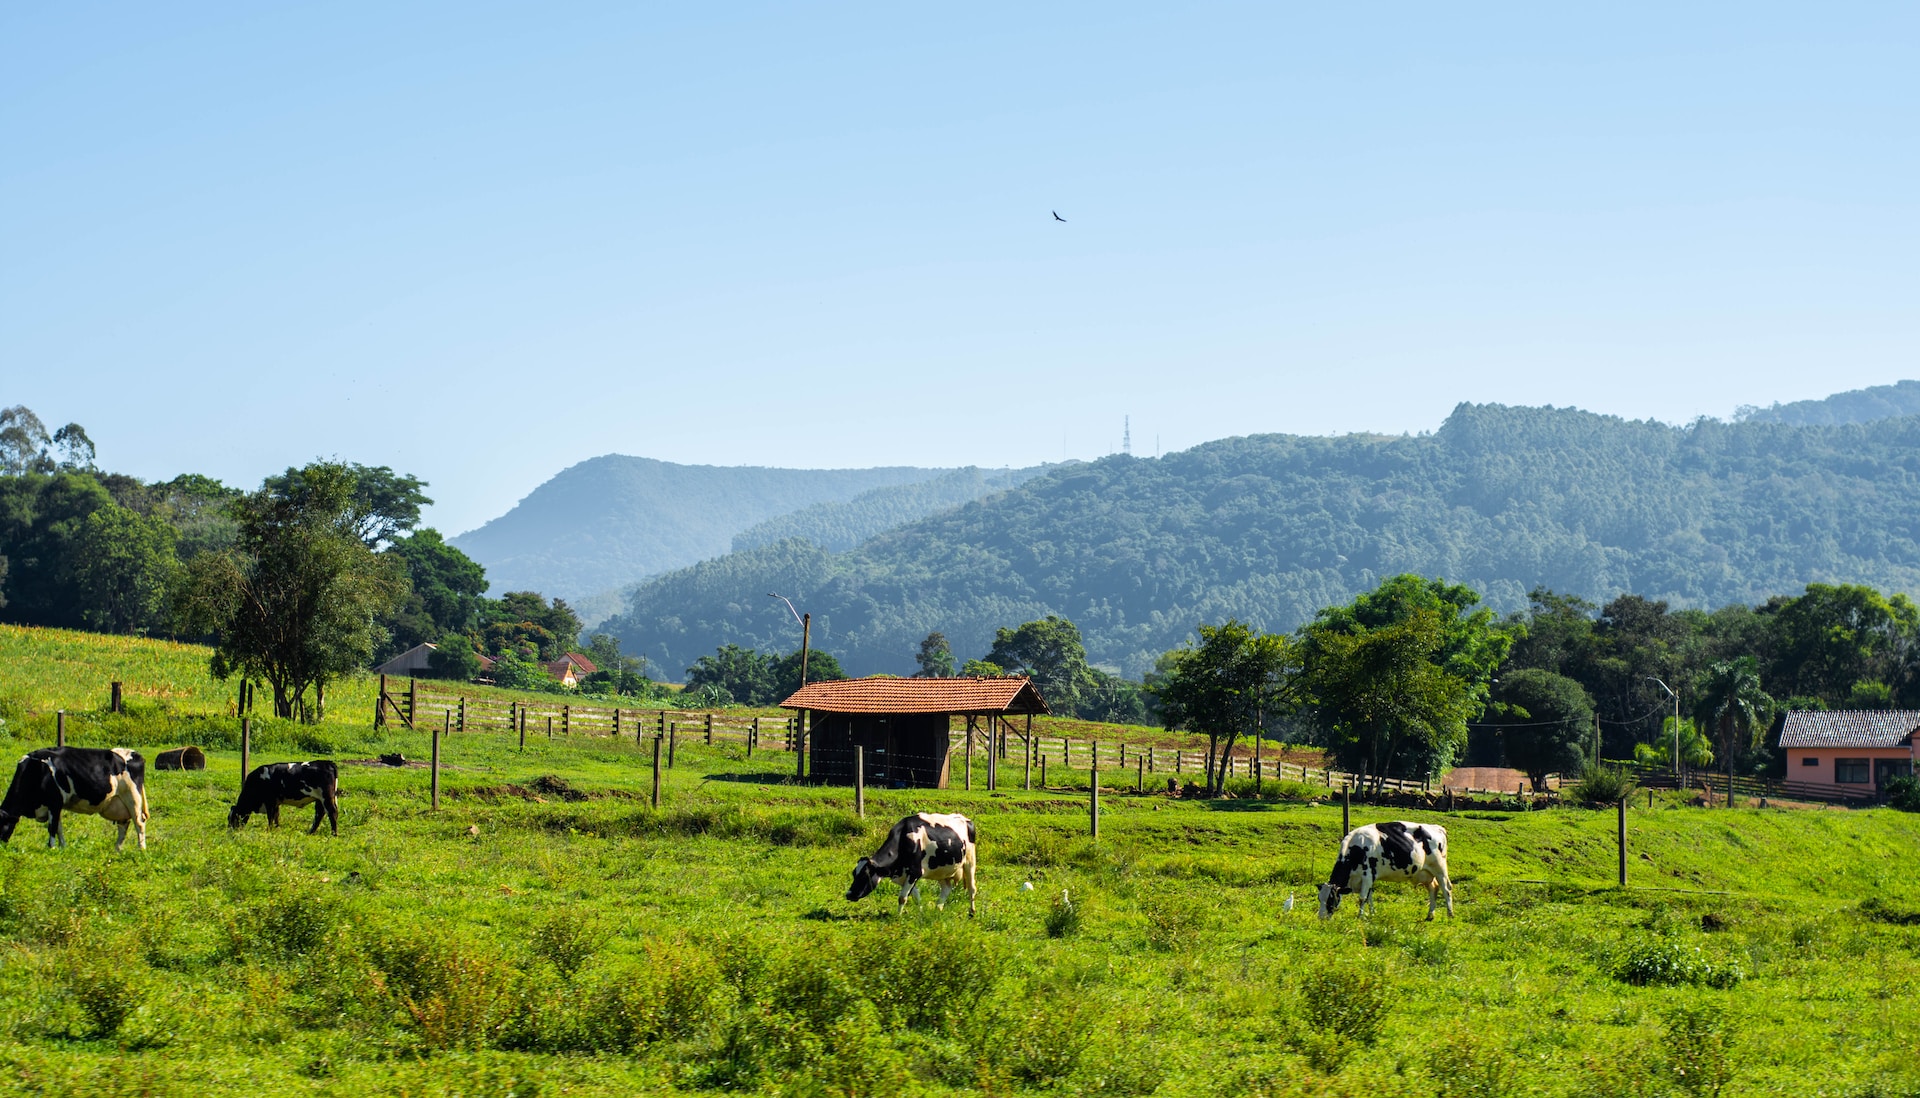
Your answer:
[4,3,1916,534]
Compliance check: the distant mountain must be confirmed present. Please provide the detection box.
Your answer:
[604,403,1920,679]
[1736,380,1920,426]
[730,466,1051,555]
[450,457,948,598]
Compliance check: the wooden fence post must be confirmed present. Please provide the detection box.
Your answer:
[750,716,759,757]
[1137,757,1144,792]
[457,697,465,735]
[1090,765,1100,838]
[855,745,865,819]
[240,717,250,785]
[1148,746,1154,773]
[563,705,570,737]
[110,681,123,714]
[377,674,388,730]
[652,735,663,807]
[407,678,417,729]
[613,708,621,739]
[965,717,973,791]
[1618,796,1628,887]
[431,725,441,811]
[56,710,65,748]
[1342,783,1350,836]
[669,723,677,768]
[1041,755,1048,788]
[1024,732,1032,790]
[519,711,526,750]
[705,712,714,745]
[546,716,552,742]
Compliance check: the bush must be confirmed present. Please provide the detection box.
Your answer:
[64,958,140,1037]
[528,915,599,979]
[233,891,335,959]
[1612,939,1743,989]
[1886,775,1920,813]
[1142,896,1209,951]
[849,921,998,1032]
[1044,893,1083,938]
[1429,1033,1519,1097]
[1298,963,1390,1047]
[1663,1003,1734,1095]
[1566,764,1636,806]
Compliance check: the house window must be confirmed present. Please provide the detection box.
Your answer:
[1800,756,1819,767]
[1835,758,1870,784]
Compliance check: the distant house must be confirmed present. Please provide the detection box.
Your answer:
[1779,710,1919,792]
[547,653,597,687]
[373,643,438,677]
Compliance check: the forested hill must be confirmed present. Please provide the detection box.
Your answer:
[1738,379,1920,425]
[729,466,1050,555]
[604,403,1920,679]
[450,457,948,597]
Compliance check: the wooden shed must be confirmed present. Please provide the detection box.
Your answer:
[780,676,1050,789]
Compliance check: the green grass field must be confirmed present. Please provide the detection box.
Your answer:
[2,626,1919,1097]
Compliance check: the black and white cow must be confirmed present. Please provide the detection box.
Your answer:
[0,747,150,851]
[230,760,340,835]
[847,812,978,916]
[1317,821,1453,921]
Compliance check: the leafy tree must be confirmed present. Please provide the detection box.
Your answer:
[1760,583,1918,704]
[484,619,558,661]
[1484,669,1593,792]
[490,650,557,692]
[426,631,484,681]
[177,462,407,722]
[52,423,95,471]
[914,632,955,677]
[1634,717,1714,777]
[262,462,431,548]
[1692,656,1775,804]
[961,659,1004,677]
[486,591,582,658]
[1154,620,1301,796]
[70,504,179,634]
[986,616,1098,715]
[382,529,489,658]
[686,644,774,706]
[0,406,54,475]
[771,648,847,702]
[0,471,115,626]
[1082,668,1151,725]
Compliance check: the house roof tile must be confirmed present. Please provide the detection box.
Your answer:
[781,676,1050,715]
[1778,710,1920,749]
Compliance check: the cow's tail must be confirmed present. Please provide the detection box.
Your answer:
[967,818,977,846]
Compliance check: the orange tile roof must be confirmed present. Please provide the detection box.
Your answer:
[781,676,1050,715]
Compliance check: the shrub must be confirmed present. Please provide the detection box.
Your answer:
[849,921,998,1032]
[64,958,140,1037]
[252,896,336,958]
[1611,938,1743,988]
[1663,1003,1734,1096]
[1566,764,1636,806]
[528,915,599,979]
[1044,893,1083,938]
[1886,775,1920,813]
[1429,1034,1519,1098]
[1298,963,1390,1047]
[1000,994,1094,1087]
[1142,896,1208,951]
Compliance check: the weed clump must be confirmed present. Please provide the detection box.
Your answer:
[1663,1003,1734,1095]
[1044,892,1083,938]
[1612,939,1743,989]
[1291,963,1391,1072]
[1428,1032,1519,1097]
[527,914,599,979]
[1142,895,1209,950]
[1566,764,1636,806]
[62,955,141,1037]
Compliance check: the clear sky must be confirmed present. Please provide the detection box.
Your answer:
[4,3,1916,534]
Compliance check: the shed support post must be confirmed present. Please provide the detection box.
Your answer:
[855,746,865,819]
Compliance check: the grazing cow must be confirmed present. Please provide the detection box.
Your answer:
[1317,821,1453,921]
[230,760,340,835]
[846,812,978,916]
[0,747,150,851]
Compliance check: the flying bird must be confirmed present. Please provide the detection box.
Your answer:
[1052,210,1067,222]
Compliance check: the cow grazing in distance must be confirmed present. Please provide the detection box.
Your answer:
[0,747,150,851]
[847,812,978,916]
[1318,821,1453,921]
[230,760,340,835]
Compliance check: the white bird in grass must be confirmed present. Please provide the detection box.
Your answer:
[1284,891,1295,913]
[1020,881,1035,892]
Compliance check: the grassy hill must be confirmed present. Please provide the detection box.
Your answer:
[3,627,1920,1096]
[606,403,1920,678]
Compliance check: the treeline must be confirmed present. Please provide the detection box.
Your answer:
[605,402,1920,678]
[729,466,1047,556]
[0,405,644,718]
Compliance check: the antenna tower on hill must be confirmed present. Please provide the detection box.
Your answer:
[1123,416,1131,456]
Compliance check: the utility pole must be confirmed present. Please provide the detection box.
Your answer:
[771,594,811,780]
[1648,676,1680,785]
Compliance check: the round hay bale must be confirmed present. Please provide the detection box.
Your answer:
[155,746,206,771]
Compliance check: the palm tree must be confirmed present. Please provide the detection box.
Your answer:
[1692,657,1775,808]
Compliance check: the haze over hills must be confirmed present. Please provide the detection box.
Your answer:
[601,397,1920,680]
[1735,379,1920,426]
[450,457,951,598]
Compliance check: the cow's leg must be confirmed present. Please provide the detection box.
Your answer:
[897,874,919,915]
[47,810,63,849]
[323,791,339,836]
[963,853,978,917]
[1424,878,1438,920]
[935,878,954,909]
[116,819,130,851]
[309,801,326,835]
[265,802,281,829]
[1436,862,1454,918]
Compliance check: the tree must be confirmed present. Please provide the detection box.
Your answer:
[262,462,431,548]
[685,645,774,706]
[961,659,1004,677]
[1303,608,1487,793]
[1761,584,1918,704]
[52,423,95,471]
[1300,576,1509,789]
[986,616,1098,714]
[70,504,179,634]
[0,406,54,475]
[486,591,582,659]
[1484,669,1593,792]
[1153,620,1301,796]
[1633,717,1713,779]
[772,648,847,701]
[1693,656,1774,805]
[581,633,653,697]
[382,529,489,658]
[426,631,484,681]
[177,462,407,722]
[914,632,955,677]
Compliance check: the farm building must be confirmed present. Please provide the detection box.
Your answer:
[1779,710,1918,792]
[781,676,1050,789]
[547,653,597,686]
[372,642,438,676]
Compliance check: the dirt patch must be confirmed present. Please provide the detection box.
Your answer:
[460,775,627,803]
[1441,766,1553,792]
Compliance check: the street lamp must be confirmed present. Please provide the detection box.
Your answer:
[1647,676,1680,784]
[770,594,811,781]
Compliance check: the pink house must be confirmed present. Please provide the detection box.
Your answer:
[1780,710,1919,792]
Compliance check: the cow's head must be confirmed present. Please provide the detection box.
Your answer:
[846,857,881,902]
[227,803,248,829]
[0,810,17,844]
[1317,882,1344,920]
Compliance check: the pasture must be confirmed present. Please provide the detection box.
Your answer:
[1,627,1919,1096]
